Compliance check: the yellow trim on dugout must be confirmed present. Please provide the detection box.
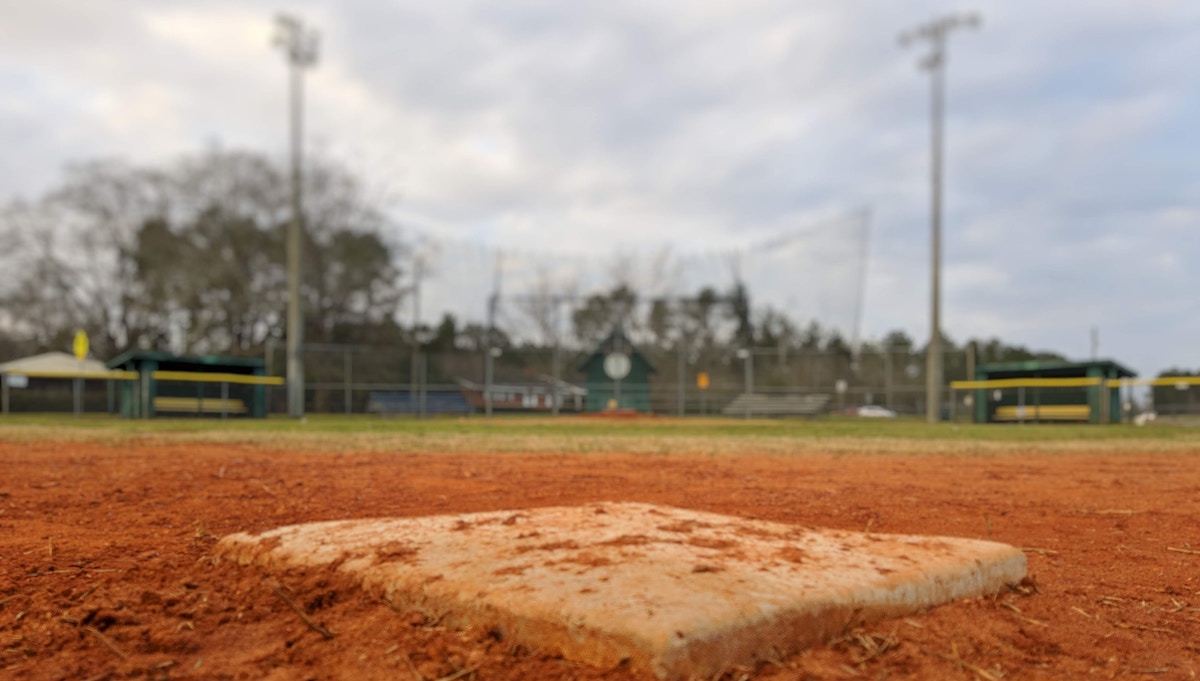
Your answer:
[151,370,284,386]
[950,377,1102,390]
[951,376,1200,390]
[1104,376,1200,388]
[2,369,139,380]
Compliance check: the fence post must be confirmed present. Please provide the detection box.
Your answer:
[1,373,8,415]
[677,341,686,417]
[738,349,753,420]
[344,349,353,415]
[551,343,561,417]
[485,348,495,418]
[884,349,894,411]
[551,304,561,416]
[747,351,754,419]
[410,346,418,418]
[418,350,427,419]
[221,382,229,420]
[141,371,151,419]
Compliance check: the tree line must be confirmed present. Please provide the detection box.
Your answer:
[1,148,1082,402]
[0,149,405,361]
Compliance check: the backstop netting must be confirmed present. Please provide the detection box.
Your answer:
[398,211,871,414]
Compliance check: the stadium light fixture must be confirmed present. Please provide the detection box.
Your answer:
[900,12,980,424]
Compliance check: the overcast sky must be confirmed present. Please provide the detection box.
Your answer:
[1,0,1197,376]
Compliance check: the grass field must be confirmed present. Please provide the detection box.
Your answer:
[2,412,1199,455]
[3,412,1200,440]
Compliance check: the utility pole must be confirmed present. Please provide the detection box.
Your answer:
[273,14,318,420]
[900,12,980,424]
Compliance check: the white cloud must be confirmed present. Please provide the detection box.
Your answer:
[0,0,1197,375]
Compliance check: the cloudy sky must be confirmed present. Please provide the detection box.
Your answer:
[1,0,1197,376]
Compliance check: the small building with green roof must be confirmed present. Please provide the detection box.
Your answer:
[576,326,656,412]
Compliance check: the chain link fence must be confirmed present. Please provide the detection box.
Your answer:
[10,345,1193,421]
[258,342,978,418]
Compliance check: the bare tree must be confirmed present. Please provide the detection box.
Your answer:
[0,149,406,358]
[514,268,578,347]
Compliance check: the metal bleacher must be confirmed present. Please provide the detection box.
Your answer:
[721,393,831,418]
[366,390,474,416]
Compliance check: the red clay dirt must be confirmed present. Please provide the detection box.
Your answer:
[1,438,1198,680]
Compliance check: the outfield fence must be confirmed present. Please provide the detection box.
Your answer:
[262,344,976,418]
[4,349,1195,422]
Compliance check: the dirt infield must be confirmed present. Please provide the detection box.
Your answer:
[2,431,1199,680]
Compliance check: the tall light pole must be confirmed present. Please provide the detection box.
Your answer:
[273,15,318,419]
[900,13,979,424]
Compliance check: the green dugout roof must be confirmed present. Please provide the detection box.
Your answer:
[107,350,265,371]
[976,358,1135,379]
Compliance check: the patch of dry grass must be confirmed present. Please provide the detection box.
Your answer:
[2,422,1199,458]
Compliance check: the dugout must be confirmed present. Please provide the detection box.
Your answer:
[577,326,656,412]
[107,351,276,418]
[0,352,137,415]
[968,359,1134,424]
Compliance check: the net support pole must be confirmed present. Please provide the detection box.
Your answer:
[551,301,561,416]
[1,374,8,416]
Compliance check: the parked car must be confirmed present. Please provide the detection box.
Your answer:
[856,405,897,418]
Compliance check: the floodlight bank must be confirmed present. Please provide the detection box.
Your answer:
[217,503,1026,680]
